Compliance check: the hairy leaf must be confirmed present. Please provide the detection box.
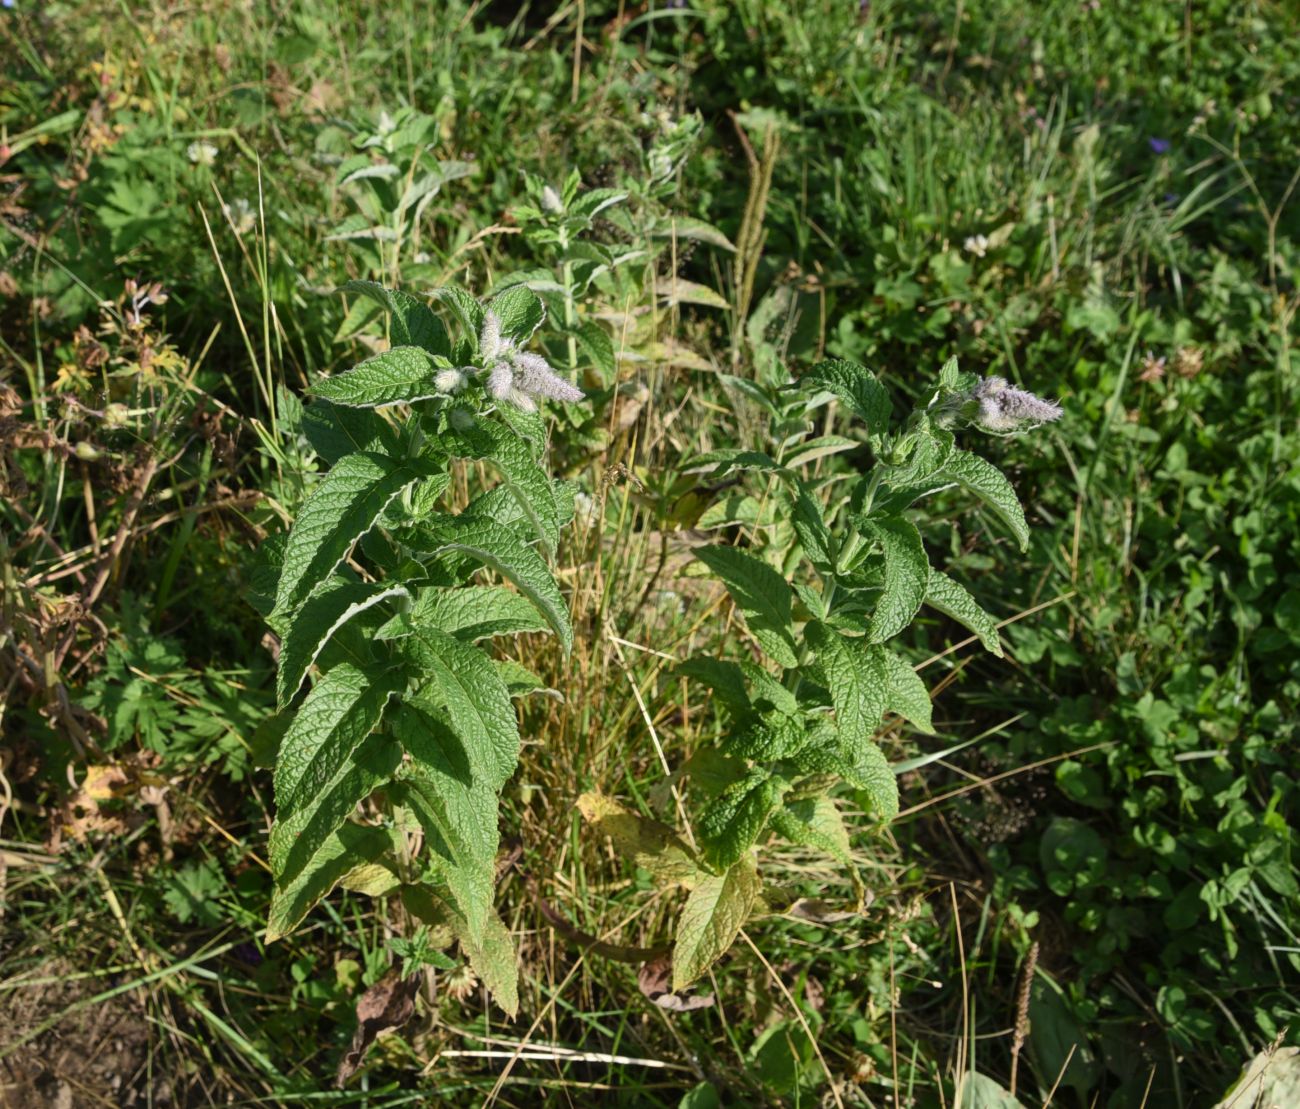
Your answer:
[413,585,549,643]
[880,649,935,734]
[694,546,798,668]
[806,621,887,741]
[488,284,545,343]
[943,449,1030,551]
[770,796,853,867]
[925,569,1004,656]
[274,452,441,617]
[300,401,400,466]
[430,518,573,654]
[790,482,835,572]
[277,580,410,707]
[390,699,501,944]
[801,359,892,437]
[860,516,929,643]
[311,346,439,409]
[672,854,761,991]
[720,713,810,762]
[698,770,789,872]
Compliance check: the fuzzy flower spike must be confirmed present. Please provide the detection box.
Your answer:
[478,310,584,412]
[934,375,1062,433]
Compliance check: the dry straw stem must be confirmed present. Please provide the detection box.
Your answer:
[1008,940,1039,1096]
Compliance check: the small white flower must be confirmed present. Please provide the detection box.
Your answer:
[474,309,584,410]
[222,197,255,235]
[963,234,989,258]
[187,141,218,167]
[434,368,467,393]
[970,376,1062,431]
[478,311,507,363]
[540,185,563,213]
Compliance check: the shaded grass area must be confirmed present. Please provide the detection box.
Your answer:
[2,0,1298,1104]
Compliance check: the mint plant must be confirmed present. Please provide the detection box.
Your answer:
[250,280,583,1015]
[583,358,1061,991]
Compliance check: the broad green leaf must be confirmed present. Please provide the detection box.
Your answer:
[272,662,401,830]
[338,281,449,356]
[576,793,704,887]
[684,449,788,477]
[271,728,401,891]
[720,713,810,762]
[276,580,409,707]
[943,449,1030,551]
[880,649,935,734]
[834,725,899,820]
[267,822,397,942]
[574,321,616,379]
[429,285,485,337]
[494,658,561,700]
[860,517,929,643]
[390,699,500,944]
[672,854,761,991]
[311,346,439,409]
[783,435,860,468]
[957,1074,1028,1109]
[412,585,549,643]
[694,546,798,669]
[676,658,752,715]
[430,518,573,654]
[740,661,799,715]
[801,359,891,437]
[455,905,519,1018]
[487,284,545,343]
[770,796,853,867]
[274,452,441,617]
[300,401,400,466]
[698,771,789,872]
[925,569,1004,656]
[790,483,834,572]
[446,421,561,556]
[806,622,887,741]
[397,626,520,788]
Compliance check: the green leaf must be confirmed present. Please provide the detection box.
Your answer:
[487,284,545,343]
[429,285,485,338]
[801,359,891,437]
[397,625,520,788]
[943,449,1030,551]
[574,321,616,379]
[806,622,887,741]
[271,737,402,898]
[446,420,561,557]
[430,518,573,654]
[300,401,400,466]
[790,484,835,572]
[267,822,398,942]
[577,793,703,887]
[770,796,853,867]
[833,726,899,820]
[455,905,519,1018]
[860,516,929,643]
[338,281,449,356]
[676,658,752,716]
[412,586,549,643]
[924,569,1004,656]
[277,580,410,707]
[880,649,935,734]
[494,659,560,700]
[698,771,789,872]
[311,346,439,409]
[390,698,501,944]
[694,546,798,669]
[274,452,442,617]
[672,854,761,991]
[684,449,789,478]
[720,713,810,762]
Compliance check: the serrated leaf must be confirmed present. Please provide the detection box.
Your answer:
[311,346,439,409]
[672,854,761,991]
[569,187,627,221]
[801,359,892,437]
[880,649,935,734]
[720,713,810,762]
[860,516,929,643]
[456,905,519,1018]
[494,658,561,700]
[390,699,500,944]
[834,726,899,820]
[925,569,1003,656]
[300,401,400,466]
[770,796,853,867]
[428,285,485,338]
[338,281,450,356]
[487,284,545,343]
[806,622,887,741]
[943,449,1030,551]
[577,793,703,887]
[574,321,616,379]
[274,452,441,617]
[412,586,549,643]
[698,771,790,872]
[397,626,519,788]
[277,579,410,707]
[267,822,397,942]
[791,483,834,572]
[446,421,561,557]
[694,546,798,668]
[676,658,752,715]
[430,519,573,654]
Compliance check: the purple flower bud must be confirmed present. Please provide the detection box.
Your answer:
[1148,137,1170,155]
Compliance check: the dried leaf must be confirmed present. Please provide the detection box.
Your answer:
[637,953,715,1013]
[335,971,419,1087]
[577,792,703,887]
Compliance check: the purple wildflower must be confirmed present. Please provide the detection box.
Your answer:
[1148,137,1170,155]
[970,376,1063,431]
